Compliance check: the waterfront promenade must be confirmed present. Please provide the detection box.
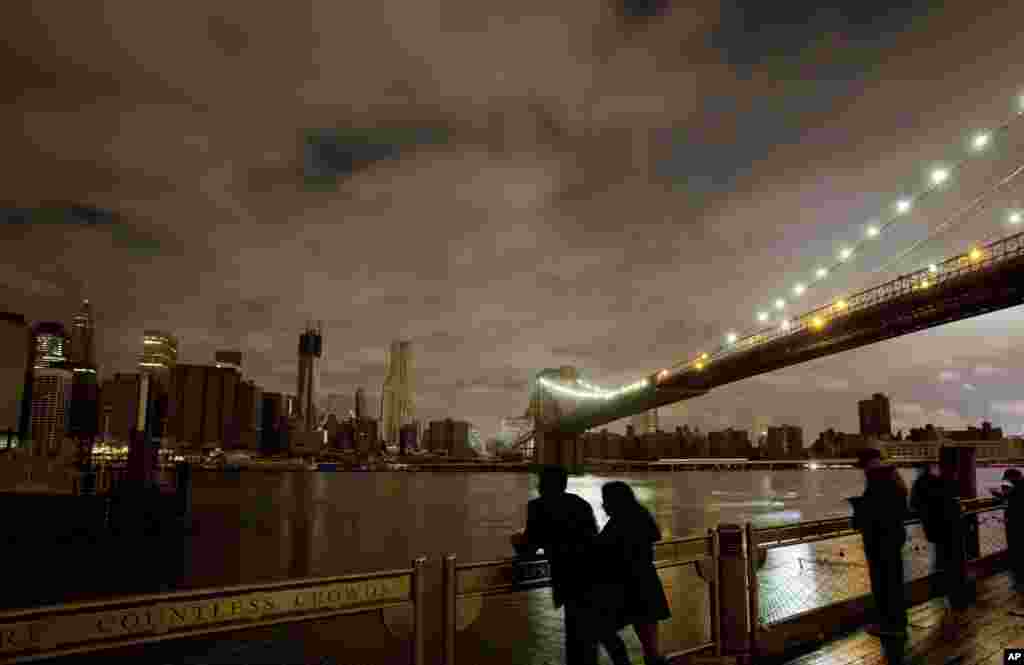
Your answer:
[780,571,1024,665]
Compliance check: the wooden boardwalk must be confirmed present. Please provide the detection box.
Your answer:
[779,571,1024,665]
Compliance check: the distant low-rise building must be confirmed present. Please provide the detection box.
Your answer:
[766,425,804,459]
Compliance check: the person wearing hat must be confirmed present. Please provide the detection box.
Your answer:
[993,468,1023,591]
[851,448,910,664]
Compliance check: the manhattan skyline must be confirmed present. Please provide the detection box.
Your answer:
[4,2,1024,439]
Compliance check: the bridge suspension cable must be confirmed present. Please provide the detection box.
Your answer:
[536,92,1024,404]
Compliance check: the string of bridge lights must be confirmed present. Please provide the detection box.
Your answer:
[538,92,1024,403]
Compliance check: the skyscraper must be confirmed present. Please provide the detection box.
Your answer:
[631,409,659,435]
[30,367,73,456]
[69,299,96,369]
[32,322,68,369]
[139,331,178,372]
[354,387,367,421]
[381,341,414,445]
[296,322,323,433]
[0,312,33,449]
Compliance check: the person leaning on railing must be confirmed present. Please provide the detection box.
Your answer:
[992,468,1023,592]
[850,448,911,665]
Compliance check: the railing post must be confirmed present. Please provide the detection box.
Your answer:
[412,556,426,665]
[708,528,721,656]
[744,523,760,652]
[443,554,456,665]
[716,523,751,661]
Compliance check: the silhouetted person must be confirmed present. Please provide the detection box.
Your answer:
[592,481,671,665]
[851,449,909,665]
[510,466,599,665]
[993,468,1023,591]
[912,461,968,634]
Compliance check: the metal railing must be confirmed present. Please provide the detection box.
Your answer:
[751,496,1007,628]
[440,532,720,665]
[0,558,428,665]
[0,495,1009,664]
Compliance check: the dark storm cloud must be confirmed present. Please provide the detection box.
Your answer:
[5,1,1024,440]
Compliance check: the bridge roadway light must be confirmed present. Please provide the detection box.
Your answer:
[780,319,792,331]
[1010,211,1022,224]
[811,316,824,329]
[793,283,806,296]
[815,267,828,279]
[928,263,938,273]
[930,167,950,186]
[866,225,880,238]
[972,132,991,150]
[835,299,848,310]
[700,352,709,361]
[726,332,738,344]
[774,298,786,310]
[695,361,704,370]
[757,311,768,322]
[895,199,912,214]
[839,248,853,261]
[969,247,982,261]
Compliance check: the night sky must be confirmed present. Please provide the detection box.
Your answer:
[3,2,1023,440]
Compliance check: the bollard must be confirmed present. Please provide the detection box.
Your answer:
[716,523,751,660]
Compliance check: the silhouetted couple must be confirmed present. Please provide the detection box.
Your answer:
[510,466,671,665]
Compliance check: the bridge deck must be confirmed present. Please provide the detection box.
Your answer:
[779,571,1023,665]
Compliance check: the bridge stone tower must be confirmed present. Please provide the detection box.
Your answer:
[530,366,585,468]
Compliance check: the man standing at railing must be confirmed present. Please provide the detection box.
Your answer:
[510,465,599,665]
[912,460,969,636]
[851,448,910,665]
[993,468,1023,591]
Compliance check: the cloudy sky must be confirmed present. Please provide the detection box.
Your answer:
[3,1,1024,440]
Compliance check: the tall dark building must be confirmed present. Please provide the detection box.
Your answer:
[32,322,68,369]
[1,312,33,449]
[858,393,893,439]
[69,299,96,369]
[296,323,323,433]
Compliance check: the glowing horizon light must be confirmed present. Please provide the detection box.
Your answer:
[780,319,792,331]
[774,298,786,310]
[929,263,938,273]
[815,267,828,279]
[839,248,853,261]
[757,311,768,322]
[1010,211,1022,224]
[896,199,912,214]
[930,167,950,185]
[726,332,738,344]
[972,132,991,150]
[866,225,880,238]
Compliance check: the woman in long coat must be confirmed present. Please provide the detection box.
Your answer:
[595,481,671,665]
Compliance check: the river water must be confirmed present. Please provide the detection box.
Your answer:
[179,466,1008,589]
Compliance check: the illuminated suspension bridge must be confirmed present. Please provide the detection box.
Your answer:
[517,92,1024,464]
